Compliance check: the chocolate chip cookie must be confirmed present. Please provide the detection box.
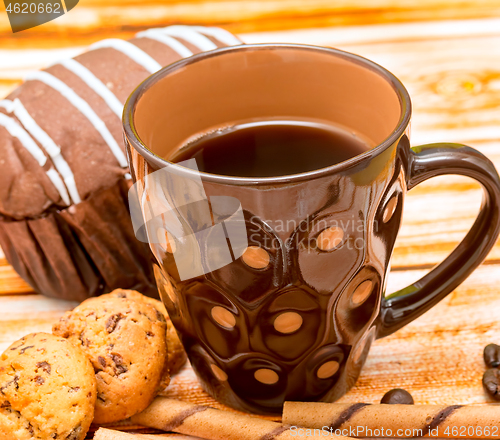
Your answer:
[0,332,96,440]
[103,289,187,375]
[53,297,168,424]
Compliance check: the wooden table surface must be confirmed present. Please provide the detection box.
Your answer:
[2,0,500,437]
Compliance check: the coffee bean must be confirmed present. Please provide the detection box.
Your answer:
[483,369,500,400]
[381,388,414,405]
[484,344,500,368]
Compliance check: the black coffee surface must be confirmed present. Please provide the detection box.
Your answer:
[170,121,372,177]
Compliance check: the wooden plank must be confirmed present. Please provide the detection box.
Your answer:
[0,264,498,437]
[0,247,33,295]
[0,265,33,295]
[242,29,500,145]
[242,17,500,47]
[2,16,500,73]
[0,294,77,352]
[2,0,500,47]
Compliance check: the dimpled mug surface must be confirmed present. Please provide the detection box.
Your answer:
[124,44,500,414]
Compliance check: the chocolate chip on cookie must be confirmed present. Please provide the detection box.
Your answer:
[53,297,168,424]
[0,333,96,440]
[99,289,187,376]
[381,388,414,405]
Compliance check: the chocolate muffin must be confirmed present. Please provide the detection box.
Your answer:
[0,26,242,301]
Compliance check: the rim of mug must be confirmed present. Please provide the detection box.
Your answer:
[123,43,412,185]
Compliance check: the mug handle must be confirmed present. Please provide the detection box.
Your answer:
[378,143,500,338]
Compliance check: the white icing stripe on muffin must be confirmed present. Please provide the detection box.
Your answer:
[135,30,193,58]
[90,39,162,74]
[160,26,218,51]
[25,70,128,168]
[12,98,81,204]
[46,168,71,205]
[192,26,242,46]
[56,59,124,118]
[0,100,14,113]
[0,111,47,166]
[0,26,235,211]
[0,111,71,205]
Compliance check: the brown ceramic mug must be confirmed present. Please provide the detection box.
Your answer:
[123,44,500,414]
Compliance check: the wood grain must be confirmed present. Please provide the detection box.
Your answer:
[2,0,500,47]
[0,263,33,294]
[0,248,32,294]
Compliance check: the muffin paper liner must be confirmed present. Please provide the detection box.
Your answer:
[0,179,157,301]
